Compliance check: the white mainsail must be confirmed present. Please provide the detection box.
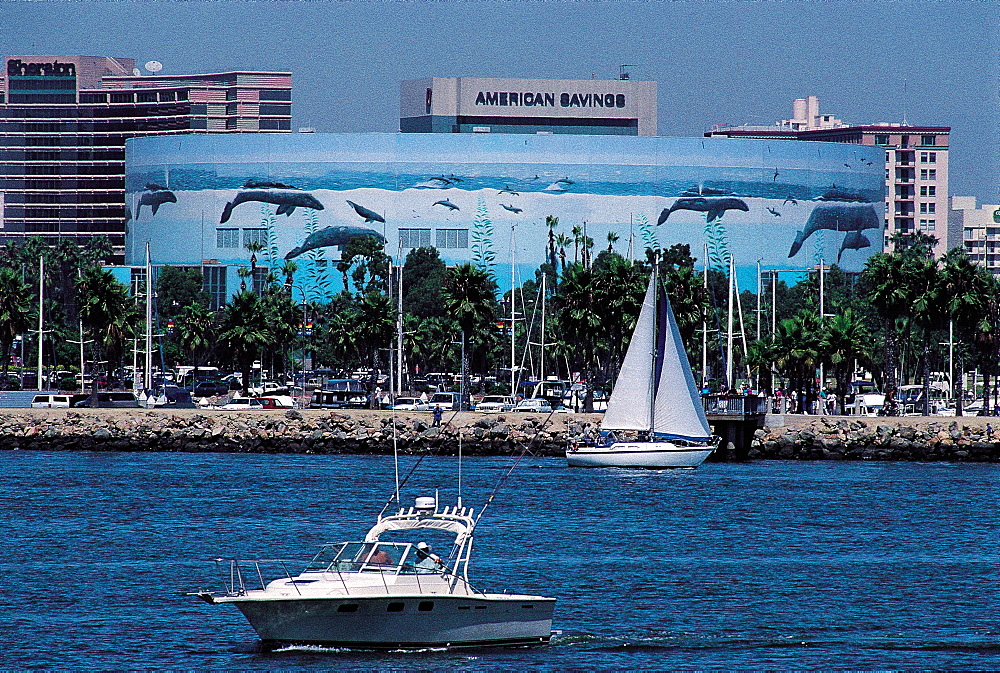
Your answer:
[652,291,713,441]
[601,275,657,431]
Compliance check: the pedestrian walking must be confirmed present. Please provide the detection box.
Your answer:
[432,405,442,427]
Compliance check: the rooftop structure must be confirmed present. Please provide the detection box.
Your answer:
[400,76,657,136]
[954,196,1000,273]
[0,55,292,259]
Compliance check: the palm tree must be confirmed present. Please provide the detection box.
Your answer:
[555,264,601,411]
[940,248,994,414]
[237,266,252,293]
[77,267,135,400]
[176,303,215,380]
[571,225,583,264]
[863,252,910,414]
[246,240,265,292]
[908,254,945,415]
[0,269,33,379]
[219,290,271,394]
[281,259,298,293]
[554,233,572,275]
[545,215,559,269]
[821,309,870,414]
[606,231,619,253]
[442,264,498,409]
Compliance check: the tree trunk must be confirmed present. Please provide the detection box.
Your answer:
[922,333,931,416]
[955,348,964,416]
[883,318,898,416]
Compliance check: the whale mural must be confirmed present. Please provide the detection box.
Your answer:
[346,200,386,224]
[788,202,881,257]
[220,181,324,223]
[656,197,750,225]
[284,225,386,260]
[837,229,873,263]
[136,183,176,218]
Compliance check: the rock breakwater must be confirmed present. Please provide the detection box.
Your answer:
[753,416,1000,462]
[0,409,602,456]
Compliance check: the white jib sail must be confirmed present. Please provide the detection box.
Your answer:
[601,275,656,431]
[652,290,713,441]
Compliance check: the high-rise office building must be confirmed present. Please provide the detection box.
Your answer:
[0,55,292,259]
[706,96,951,258]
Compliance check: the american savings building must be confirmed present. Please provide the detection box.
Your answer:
[400,77,657,136]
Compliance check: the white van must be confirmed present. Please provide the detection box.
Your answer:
[31,394,73,408]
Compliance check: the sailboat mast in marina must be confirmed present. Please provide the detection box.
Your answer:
[566,266,718,469]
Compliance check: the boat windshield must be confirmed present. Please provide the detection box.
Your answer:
[303,542,416,573]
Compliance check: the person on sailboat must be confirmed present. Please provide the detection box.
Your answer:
[414,541,445,573]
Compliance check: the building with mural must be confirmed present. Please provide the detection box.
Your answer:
[124,132,885,305]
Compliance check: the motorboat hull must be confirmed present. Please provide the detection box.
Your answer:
[212,593,555,649]
[566,440,714,468]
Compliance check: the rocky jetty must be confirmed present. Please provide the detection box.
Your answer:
[752,416,1000,462]
[0,409,602,456]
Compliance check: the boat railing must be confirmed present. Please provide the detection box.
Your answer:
[210,557,483,598]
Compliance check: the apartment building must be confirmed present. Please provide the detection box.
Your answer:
[954,196,1000,273]
[0,55,292,259]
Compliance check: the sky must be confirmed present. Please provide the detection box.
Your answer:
[3,0,998,201]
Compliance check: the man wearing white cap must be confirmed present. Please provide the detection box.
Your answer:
[414,541,444,573]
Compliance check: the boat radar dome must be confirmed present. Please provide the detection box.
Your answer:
[415,496,436,514]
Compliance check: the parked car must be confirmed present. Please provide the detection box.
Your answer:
[428,392,461,411]
[192,381,230,397]
[515,398,553,413]
[258,395,295,409]
[475,395,516,413]
[219,396,263,410]
[390,396,431,411]
[72,392,140,408]
[31,394,73,408]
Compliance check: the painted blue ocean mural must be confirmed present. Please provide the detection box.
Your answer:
[124,133,885,295]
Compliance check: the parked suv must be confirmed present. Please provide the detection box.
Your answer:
[428,392,461,411]
[475,395,516,413]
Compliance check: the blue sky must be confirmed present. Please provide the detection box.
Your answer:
[4,0,997,201]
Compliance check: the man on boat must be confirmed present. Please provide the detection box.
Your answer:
[415,541,445,573]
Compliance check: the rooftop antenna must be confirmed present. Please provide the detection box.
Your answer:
[144,60,163,74]
[619,64,635,80]
[902,78,908,126]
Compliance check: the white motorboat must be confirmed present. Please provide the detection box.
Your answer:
[196,496,555,649]
[566,270,718,468]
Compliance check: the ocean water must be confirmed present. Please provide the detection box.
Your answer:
[2,450,998,669]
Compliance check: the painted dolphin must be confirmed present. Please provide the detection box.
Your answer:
[767,207,781,217]
[346,200,385,224]
[788,202,881,257]
[544,182,567,192]
[433,199,459,211]
[501,203,523,214]
[137,183,177,218]
[284,226,387,260]
[657,197,749,225]
[220,183,323,223]
[556,177,575,185]
[816,187,870,203]
[499,186,519,196]
[837,230,872,263]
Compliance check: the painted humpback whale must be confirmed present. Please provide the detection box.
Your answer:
[816,187,870,203]
[220,182,324,223]
[788,202,880,257]
[285,226,386,260]
[137,183,177,218]
[837,230,872,263]
[657,197,749,225]
[346,200,385,224]
[680,185,735,197]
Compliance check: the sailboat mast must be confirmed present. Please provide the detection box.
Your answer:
[650,259,658,433]
[726,255,734,390]
[702,242,708,388]
[510,226,516,397]
[145,243,152,393]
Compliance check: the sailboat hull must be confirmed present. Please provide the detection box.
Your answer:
[566,441,715,468]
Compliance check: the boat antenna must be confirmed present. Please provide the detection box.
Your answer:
[392,402,400,504]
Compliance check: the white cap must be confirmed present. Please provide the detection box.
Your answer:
[417,541,430,551]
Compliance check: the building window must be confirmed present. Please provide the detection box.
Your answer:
[399,228,431,248]
[436,229,469,249]
[109,92,134,103]
[259,89,292,101]
[226,88,238,101]
[919,203,936,214]
[217,228,240,248]
[130,268,147,298]
[875,134,890,146]
[203,266,227,311]
[259,104,291,116]
[137,92,158,103]
[921,135,936,146]
[920,169,937,181]
[920,186,937,197]
[920,152,937,163]
[159,91,175,102]
[259,118,290,130]
[243,229,268,247]
[919,219,936,231]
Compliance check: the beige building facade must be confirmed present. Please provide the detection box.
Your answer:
[954,196,1000,273]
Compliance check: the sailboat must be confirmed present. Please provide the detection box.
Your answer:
[566,270,719,468]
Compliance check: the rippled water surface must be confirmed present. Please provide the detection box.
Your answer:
[2,451,998,669]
